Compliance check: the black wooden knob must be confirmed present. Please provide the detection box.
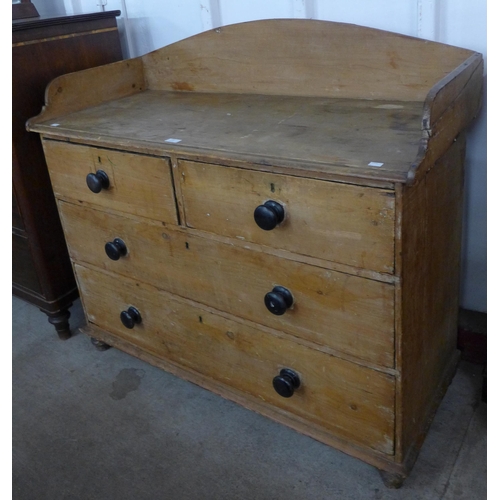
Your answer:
[264,286,293,315]
[86,170,110,193]
[105,238,127,261]
[273,368,301,398]
[120,307,142,329]
[254,200,285,230]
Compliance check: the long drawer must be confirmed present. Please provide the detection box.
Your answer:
[178,160,395,273]
[75,263,395,455]
[42,140,177,223]
[59,201,395,367]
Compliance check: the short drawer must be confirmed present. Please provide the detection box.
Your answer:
[76,264,395,455]
[59,201,395,367]
[42,140,177,224]
[178,161,395,273]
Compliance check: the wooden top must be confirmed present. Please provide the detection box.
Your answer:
[28,19,483,185]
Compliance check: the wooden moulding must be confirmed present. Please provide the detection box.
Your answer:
[27,19,483,185]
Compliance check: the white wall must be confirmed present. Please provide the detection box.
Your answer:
[33,0,488,312]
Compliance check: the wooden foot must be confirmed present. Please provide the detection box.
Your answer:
[46,309,71,340]
[378,470,406,489]
[91,337,111,351]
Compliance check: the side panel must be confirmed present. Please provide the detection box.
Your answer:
[397,135,465,461]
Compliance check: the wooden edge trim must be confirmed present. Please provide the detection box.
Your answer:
[423,53,483,130]
[393,183,404,462]
[13,279,78,313]
[26,58,146,131]
[81,323,405,473]
[34,135,401,189]
[12,27,119,47]
[407,55,483,186]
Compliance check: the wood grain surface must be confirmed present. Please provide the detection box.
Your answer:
[142,19,473,101]
[179,160,395,273]
[396,135,465,460]
[43,140,177,224]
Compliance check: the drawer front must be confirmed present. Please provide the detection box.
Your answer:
[42,140,177,224]
[179,161,395,273]
[59,201,395,367]
[76,264,395,455]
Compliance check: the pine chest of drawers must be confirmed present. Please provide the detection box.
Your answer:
[28,20,483,487]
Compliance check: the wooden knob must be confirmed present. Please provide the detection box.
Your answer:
[105,238,127,261]
[264,286,293,315]
[254,200,285,230]
[273,368,300,398]
[86,170,110,193]
[120,307,141,329]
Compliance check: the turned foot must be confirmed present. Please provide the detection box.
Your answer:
[378,470,406,489]
[46,309,71,340]
[91,337,111,351]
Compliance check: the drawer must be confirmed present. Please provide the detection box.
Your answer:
[59,201,395,367]
[179,161,395,273]
[75,263,395,455]
[42,140,177,223]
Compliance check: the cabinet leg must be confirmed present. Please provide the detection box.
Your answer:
[91,337,111,351]
[378,470,406,489]
[46,309,71,340]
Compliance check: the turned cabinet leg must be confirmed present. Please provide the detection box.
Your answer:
[378,470,406,489]
[46,309,71,340]
[91,337,111,351]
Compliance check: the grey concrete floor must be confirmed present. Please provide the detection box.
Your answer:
[13,296,487,499]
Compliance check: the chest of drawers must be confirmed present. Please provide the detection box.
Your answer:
[12,10,123,338]
[28,19,483,487]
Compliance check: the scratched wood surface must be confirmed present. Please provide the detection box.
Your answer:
[76,263,396,455]
[33,92,423,184]
[179,160,395,274]
[59,201,395,368]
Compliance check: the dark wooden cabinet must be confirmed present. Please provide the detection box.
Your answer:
[12,10,123,338]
